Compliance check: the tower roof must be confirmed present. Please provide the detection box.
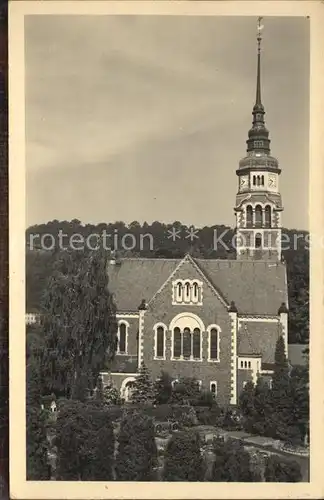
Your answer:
[238,17,279,170]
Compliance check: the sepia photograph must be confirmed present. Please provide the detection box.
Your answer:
[8,1,324,499]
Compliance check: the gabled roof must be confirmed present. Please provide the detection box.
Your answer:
[107,257,288,316]
[147,254,229,308]
[195,259,287,316]
[237,320,281,363]
[237,324,261,357]
[108,258,180,312]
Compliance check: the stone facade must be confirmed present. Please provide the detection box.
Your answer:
[101,254,288,406]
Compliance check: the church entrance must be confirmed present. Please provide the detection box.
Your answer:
[120,377,137,402]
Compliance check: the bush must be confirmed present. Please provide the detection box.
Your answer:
[211,437,256,482]
[264,455,302,482]
[141,403,195,424]
[195,390,215,408]
[26,406,49,480]
[115,410,157,481]
[154,371,173,405]
[163,430,205,481]
[171,377,201,405]
[55,400,115,480]
[196,405,222,426]
[142,404,174,421]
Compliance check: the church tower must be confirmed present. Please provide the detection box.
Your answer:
[235,18,283,261]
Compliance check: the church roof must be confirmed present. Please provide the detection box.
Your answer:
[237,320,281,363]
[237,324,261,357]
[107,257,288,316]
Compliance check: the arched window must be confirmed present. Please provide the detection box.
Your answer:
[118,322,127,354]
[176,282,183,301]
[255,233,262,249]
[255,205,262,227]
[183,327,192,359]
[257,175,260,186]
[209,327,219,361]
[192,282,199,303]
[244,361,247,368]
[193,328,201,359]
[241,360,244,368]
[184,282,191,301]
[155,325,165,359]
[173,327,181,359]
[261,175,265,186]
[210,381,217,399]
[246,205,253,228]
[173,280,203,305]
[248,361,251,368]
[253,176,256,186]
[264,205,271,228]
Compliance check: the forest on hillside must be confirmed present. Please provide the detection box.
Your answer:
[25,220,309,345]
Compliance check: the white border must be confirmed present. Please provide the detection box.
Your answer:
[9,1,324,499]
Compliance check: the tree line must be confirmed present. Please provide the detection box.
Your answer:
[26,219,309,344]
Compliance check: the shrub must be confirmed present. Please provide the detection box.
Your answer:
[154,371,173,405]
[211,437,256,482]
[115,410,157,481]
[196,405,222,426]
[163,430,205,481]
[264,455,302,482]
[171,377,201,405]
[26,406,49,480]
[55,400,115,480]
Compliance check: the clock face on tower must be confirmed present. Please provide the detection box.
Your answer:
[268,174,277,188]
[240,176,248,188]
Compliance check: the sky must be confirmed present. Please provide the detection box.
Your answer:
[25,15,309,230]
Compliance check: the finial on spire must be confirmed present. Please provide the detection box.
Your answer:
[257,16,264,54]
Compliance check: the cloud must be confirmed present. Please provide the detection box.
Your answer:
[25,15,309,229]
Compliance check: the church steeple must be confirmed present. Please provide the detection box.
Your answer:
[234,17,283,262]
[246,17,271,155]
[255,17,263,108]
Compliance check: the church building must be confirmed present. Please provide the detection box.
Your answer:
[101,20,289,405]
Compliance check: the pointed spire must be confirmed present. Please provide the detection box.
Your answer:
[255,16,263,107]
[246,17,271,155]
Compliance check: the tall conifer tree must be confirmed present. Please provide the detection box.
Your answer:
[40,246,117,399]
[131,362,154,405]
